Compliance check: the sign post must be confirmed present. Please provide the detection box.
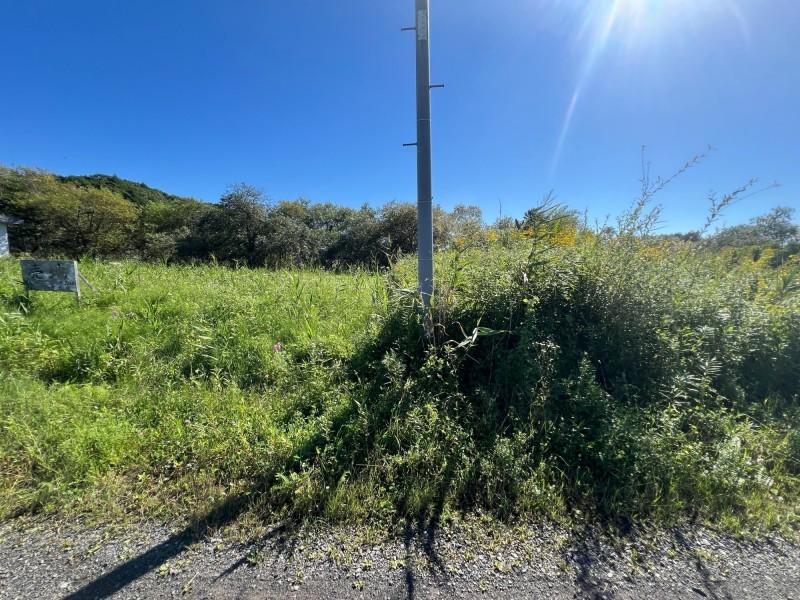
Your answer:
[21,260,81,302]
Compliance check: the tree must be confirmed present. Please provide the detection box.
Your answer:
[754,207,798,246]
[200,184,270,266]
[711,206,799,249]
[0,167,139,256]
[0,167,54,253]
[65,187,139,256]
[448,204,484,247]
[136,200,211,261]
[323,204,383,267]
[379,202,418,256]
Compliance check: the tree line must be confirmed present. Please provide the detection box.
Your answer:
[0,167,494,267]
[1,166,797,268]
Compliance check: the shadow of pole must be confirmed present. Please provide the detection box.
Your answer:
[64,314,450,599]
[61,381,366,600]
[674,529,734,600]
[64,487,269,600]
[566,521,618,600]
[403,522,416,600]
[211,524,292,582]
[399,463,455,600]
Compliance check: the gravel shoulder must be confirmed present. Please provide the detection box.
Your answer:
[1,517,798,599]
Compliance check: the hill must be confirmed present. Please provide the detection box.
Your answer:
[57,173,199,206]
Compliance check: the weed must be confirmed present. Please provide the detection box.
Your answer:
[0,234,798,534]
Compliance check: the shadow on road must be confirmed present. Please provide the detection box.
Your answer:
[63,481,293,600]
[565,521,620,600]
[673,529,734,600]
[64,499,451,600]
[401,513,451,600]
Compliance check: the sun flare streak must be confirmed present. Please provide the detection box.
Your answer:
[548,0,751,176]
[551,89,581,177]
[550,0,623,176]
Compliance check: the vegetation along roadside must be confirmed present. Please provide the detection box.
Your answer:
[1,165,799,538]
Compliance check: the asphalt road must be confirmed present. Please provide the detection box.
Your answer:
[1,518,798,599]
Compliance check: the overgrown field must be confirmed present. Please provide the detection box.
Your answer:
[1,236,799,533]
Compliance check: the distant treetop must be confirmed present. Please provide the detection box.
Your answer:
[58,174,198,206]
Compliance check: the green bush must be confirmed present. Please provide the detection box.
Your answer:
[302,234,800,526]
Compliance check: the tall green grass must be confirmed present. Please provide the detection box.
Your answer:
[0,240,798,532]
[0,261,384,519]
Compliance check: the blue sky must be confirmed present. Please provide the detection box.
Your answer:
[1,0,798,231]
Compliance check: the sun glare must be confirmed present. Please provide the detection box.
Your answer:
[549,0,751,175]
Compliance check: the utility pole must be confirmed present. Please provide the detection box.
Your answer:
[404,0,440,312]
